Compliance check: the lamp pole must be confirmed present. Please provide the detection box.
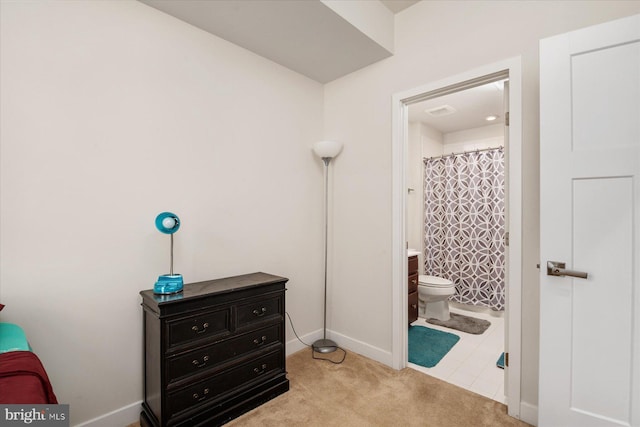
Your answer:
[312,156,338,354]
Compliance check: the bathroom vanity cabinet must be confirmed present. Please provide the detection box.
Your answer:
[139,272,289,427]
[408,255,418,324]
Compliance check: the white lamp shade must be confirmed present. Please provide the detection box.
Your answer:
[313,140,343,159]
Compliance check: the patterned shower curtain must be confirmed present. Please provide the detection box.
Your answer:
[423,148,505,311]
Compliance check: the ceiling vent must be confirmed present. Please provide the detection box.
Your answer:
[425,104,457,117]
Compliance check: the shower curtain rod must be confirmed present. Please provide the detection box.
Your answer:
[423,145,503,161]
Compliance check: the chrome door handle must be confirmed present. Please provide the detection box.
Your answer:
[546,261,588,279]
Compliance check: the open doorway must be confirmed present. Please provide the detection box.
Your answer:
[391,58,522,419]
[406,77,508,403]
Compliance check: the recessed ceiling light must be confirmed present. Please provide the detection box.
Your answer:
[485,115,498,121]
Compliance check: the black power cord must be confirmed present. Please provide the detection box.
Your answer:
[285,311,346,364]
[285,311,311,347]
[312,346,346,364]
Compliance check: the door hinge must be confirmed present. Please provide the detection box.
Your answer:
[505,111,510,126]
[505,352,509,367]
[505,231,510,247]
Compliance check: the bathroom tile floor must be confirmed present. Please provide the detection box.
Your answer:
[409,304,506,404]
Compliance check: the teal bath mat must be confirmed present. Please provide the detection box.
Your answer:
[497,352,505,369]
[408,326,460,368]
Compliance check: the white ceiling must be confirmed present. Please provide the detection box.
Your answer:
[380,0,420,13]
[138,0,498,133]
[408,80,506,134]
[139,0,419,83]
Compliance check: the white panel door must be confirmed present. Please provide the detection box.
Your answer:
[539,14,640,427]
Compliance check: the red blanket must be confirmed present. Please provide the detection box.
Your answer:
[0,351,57,404]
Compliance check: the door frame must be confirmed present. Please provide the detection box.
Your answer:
[391,56,523,418]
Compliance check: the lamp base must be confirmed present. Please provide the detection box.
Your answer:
[312,338,338,354]
[154,274,184,295]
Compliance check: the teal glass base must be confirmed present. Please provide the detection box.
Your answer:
[154,274,184,295]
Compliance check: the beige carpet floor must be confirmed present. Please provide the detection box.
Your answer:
[131,348,531,427]
[228,349,529,427]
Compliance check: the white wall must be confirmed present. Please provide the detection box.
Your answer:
[0,1,324,425]
[421,123,444,159]
[407,122,442,273]
[406,122,422,262]
[443,123,504,154]
[323,0,640,418]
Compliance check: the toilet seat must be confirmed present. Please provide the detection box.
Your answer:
[418,275,454,288]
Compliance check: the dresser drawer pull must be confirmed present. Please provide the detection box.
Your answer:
[191,355,210,368]
[253,336,267,346]
[191,322,209,334]
[411,279,417,285]
[192,388,210,402]
[252,307,267,317]
[253,363,267,375]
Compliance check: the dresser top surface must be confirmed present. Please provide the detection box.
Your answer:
[140,272,288,307]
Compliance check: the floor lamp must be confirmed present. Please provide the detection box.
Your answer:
[312,140,343,354]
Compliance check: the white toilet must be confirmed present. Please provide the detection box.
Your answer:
[417,275,456,321]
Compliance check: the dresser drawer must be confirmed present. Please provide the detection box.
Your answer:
[408,272,418,293]
[236,295,282,328]
[167,349,283,418]
[167,324,282,383]
[167,308,231,349]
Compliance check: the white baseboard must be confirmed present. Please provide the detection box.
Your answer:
[286,328,321,355]
[324,329,393,366]
[75,331,391,427]
[74,400,141,427]
[520,401,538,426]
[286,328,392,367]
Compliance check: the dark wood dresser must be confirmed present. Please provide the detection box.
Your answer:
[139,272,289,427]
[408,255,418,324]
